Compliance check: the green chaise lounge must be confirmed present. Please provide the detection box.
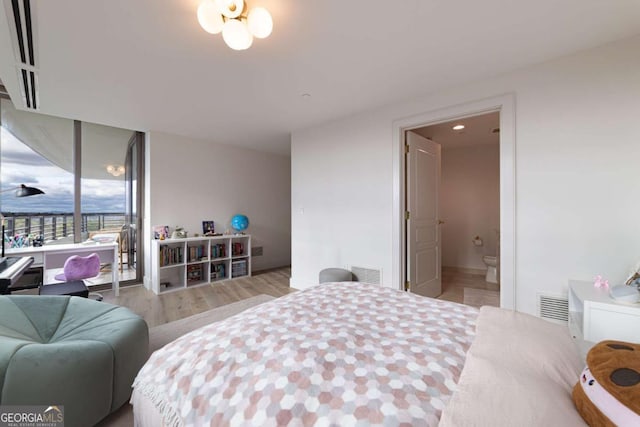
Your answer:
[0,295,148,427]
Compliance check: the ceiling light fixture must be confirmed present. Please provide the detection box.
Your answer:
[452,124,465,131]
[106,165,125,177]
[197,0,273,51]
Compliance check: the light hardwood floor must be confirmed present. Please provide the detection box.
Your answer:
[437,267,499,306]
[101,267,295,328]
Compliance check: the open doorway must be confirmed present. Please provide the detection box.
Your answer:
[406,112,500,308]
[393,94,515,309]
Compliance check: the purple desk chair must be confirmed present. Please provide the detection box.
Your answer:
[48,253,103,300]
[54,253,101,282]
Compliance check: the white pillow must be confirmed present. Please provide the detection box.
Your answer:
[439,306,587,426]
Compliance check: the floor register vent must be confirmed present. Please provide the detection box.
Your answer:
[350,266,381,285]
[537,293,569,325]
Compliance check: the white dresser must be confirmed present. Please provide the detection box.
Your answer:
[568,279,640,347]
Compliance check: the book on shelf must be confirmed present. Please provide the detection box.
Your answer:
[210,262,226,279]
[231,259,247,277]
[188,245,206,262]
[232,242,244,256]
[159,246,183,266]
[187,264,203,282]
[212,243,226,259]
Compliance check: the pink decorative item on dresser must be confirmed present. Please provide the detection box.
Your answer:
[593,275,609,289]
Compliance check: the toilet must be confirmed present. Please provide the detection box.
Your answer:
[482,255,498,284]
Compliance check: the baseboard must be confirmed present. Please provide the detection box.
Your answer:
[253,265,291,274]
[289,276,314,291]
[443,266,486,276]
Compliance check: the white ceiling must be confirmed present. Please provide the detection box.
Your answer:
[413,112,499,150]
[0,0,639,156]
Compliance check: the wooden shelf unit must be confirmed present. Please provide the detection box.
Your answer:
[151,235,251,294]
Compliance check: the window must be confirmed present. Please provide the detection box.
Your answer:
[0,98,144,286]
[0,98,74,242]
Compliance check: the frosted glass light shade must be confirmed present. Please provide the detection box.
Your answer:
[106,165,125,177]
[197,0,224,34]
[222,19,253,50]
[215,0,244,18]
[247,7,272,39]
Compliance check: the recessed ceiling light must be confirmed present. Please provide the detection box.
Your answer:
[452,124,465,131]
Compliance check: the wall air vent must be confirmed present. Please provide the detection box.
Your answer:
[17,68,38,109]
[5,0,39,109]
[350,266,382,285]
[537,293,569,325]
[0,83,9,100]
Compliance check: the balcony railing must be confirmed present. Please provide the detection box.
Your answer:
[1,212,126,245]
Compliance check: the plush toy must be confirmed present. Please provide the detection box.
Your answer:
[573,340,640,426]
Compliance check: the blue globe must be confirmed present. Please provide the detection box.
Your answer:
[230,214,249,233]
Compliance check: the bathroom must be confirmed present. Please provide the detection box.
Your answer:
[412,111,500,306]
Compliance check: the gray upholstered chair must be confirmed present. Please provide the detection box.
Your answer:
[319,267,353,283]
[0,295,148,426]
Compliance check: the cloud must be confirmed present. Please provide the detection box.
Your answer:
[2,121,126,216]
[1,150,52,167]
[0,173,39,185]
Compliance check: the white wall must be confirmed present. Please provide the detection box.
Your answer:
[440,144,500,270]
[290,120,393,287]
[291,34,640,315]
[144,131,291,286]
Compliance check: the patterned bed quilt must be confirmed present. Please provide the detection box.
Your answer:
[132,282,478,426]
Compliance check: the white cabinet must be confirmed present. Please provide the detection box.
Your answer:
[150,235,251,294]
[568,280,640,347]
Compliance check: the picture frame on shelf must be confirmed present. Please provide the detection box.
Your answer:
[152,225,169,240]
[202,220,215,236]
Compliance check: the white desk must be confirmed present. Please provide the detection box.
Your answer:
[6,242,120,296]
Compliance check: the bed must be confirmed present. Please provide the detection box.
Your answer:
[131,282,587,426]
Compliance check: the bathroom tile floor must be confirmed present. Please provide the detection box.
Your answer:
[437,267,500,307]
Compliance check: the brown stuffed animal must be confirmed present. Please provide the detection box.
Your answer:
[573,340,640,426]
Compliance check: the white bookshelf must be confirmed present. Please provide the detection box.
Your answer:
[150,235,251,294]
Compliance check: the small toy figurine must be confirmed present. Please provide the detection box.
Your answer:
[625,272,640,287]
[171,226,188,239]
[593,275,609,289]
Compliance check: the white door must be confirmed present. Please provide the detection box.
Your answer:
[406,131,441,298]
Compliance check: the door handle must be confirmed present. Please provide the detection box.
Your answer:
[438,220,445,225]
